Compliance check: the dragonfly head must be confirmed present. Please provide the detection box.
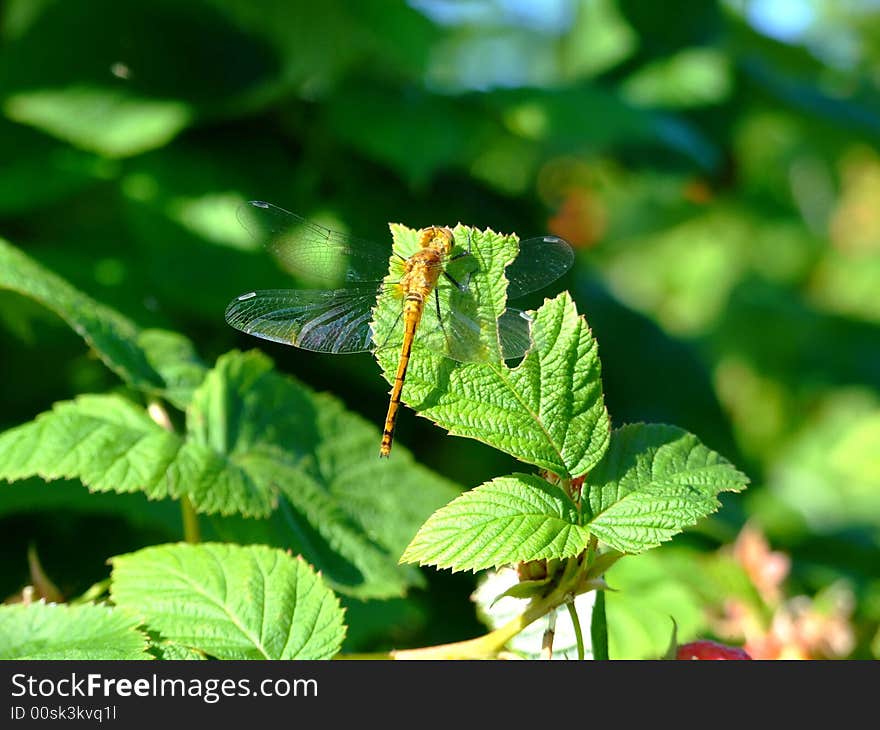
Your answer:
[418,226,455,255]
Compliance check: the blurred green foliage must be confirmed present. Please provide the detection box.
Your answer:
[1,0,879,657]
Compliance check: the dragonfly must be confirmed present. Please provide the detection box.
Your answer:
[225,201,574,458]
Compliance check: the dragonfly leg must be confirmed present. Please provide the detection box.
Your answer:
[376,309,405,351]
[449,231,473,289]
[443,271,469,292]
[434,287,451,344]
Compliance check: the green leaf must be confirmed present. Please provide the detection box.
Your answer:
[621,48,732,108]
[200,351,459,598]
[110,543,346,660]
[0,393,274,516]
[138,329,209,410]
[401,473,589,572]
[582,424,750,553]
[0,1,280,156]
[0,118,111,215]
[4,87,192,158]
[0,602,151,660]
[149,641,207,660]
[0,478,181,539]
[605,548,708,659]
[373,224,609,477]
[0,238,206,408]
[0,349,458,597]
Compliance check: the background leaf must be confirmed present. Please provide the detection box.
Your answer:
[0,345,459,599]
[0,602,151,659]
[193,349,460,597]
[604,548,707,659]
[0,238,206,409]
[110,542,345,660]
[0,393,276,516]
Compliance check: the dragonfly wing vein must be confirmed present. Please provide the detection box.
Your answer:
[506,235,574,300]
[225,287,381,353]
[238,201,393,284]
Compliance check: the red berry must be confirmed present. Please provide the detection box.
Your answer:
[676,640,752,660]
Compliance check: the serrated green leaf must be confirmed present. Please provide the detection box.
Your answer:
[200,351,459,598]
[0,602,151,660]
[372,223,515,366]
[138,329,209,409]
[0,393,274,516]
[0,238,206,408]
[149,641,207,660]
[582,424,750,553]
[372,223,608,477]
[110,543,346,660]
[401,473,589,572]
[0,349,458,597]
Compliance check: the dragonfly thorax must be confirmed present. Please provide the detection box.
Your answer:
[417,226,455,255]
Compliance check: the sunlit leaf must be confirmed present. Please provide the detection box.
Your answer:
[0,602,151,660]
[582,424,749,553]
[110,543,345,660]
[401,473,589,571]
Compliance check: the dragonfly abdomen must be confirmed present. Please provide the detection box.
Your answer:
[379,294,426,458]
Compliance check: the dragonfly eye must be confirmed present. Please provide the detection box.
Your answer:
[418,226,455,254]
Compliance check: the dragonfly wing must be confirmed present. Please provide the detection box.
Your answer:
[506,235,574,299]
[497,308,533,360]
[413,304,533,364]
[238,200,392,284]
[225,287,383,354]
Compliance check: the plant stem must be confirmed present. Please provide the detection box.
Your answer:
[386,556,599,660]
[392,586,562,660]
[147,399,201,544]
[591,588,609,660]
[180,496,201,544]
[567,601,585,660]
[540,609,557,660]
[70,578,111,605]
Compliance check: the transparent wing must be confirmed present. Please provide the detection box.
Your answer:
[413,304,534,364]
[238,200,394,285]
[497,308,533,360]
[225,286,390,353]
[506,235,574,299]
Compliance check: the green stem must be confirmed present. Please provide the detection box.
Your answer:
[147,399,200,544]
[567,601,585,661]
[364,556,594,660]
[591,589,609,660]
[71,578,111,605]
[541,609,557,660]
[392,577,569,660]
[180,496,201,544]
